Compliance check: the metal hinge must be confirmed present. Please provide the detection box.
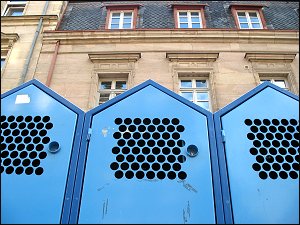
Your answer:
[221,129,226,143]
[87,128,92,141]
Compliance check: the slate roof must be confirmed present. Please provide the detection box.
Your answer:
[58,1,299,30]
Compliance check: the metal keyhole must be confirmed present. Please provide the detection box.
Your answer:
[186,145,198,157]
[48,141,61,153]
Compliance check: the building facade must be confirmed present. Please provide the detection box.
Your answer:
[1,1,299,112]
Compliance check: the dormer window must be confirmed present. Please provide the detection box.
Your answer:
[172,4,207,29]
[230,4,267,29]
[2,1,27,16]
[105,5,139,29]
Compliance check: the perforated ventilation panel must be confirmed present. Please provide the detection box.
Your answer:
[77,83,216,224]
[111,118,187,180]
[245,119,299,180]
[1,115,53,175]
[216,84,299,224]
[1,81,82,224]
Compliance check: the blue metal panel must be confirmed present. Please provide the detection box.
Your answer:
[1,79,84,224]
[214,82,299,224]
[72,80,224,224]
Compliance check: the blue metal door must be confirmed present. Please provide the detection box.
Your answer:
[214,82,299,224]
[1,80,84,224]
[72,81,223,224]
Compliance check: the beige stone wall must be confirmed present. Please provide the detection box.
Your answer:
[1,1,299,112]
[33,33,299,112]
[1,1,64,92]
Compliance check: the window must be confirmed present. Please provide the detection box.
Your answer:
[1,58,6,70]
[99,80,127,104]
[173,4,206,29]
[179,78,211,111]
[177,11,202,28]
[109,11,133,29]
[105,5,139,29]
[230,4,267,29]
[260,78,289,91]
[236,11,263,29]
[3,1,26,16]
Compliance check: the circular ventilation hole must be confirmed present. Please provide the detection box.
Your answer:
[122,131,131,140]
[25,167,34,175]
[272,163,281,171]
[152,118,160,125]
[157,171,166,179]
[259,126,268,133]
[279,171,288,179]
[269,171,278,179]
[7,116,15,122]
[15,166,24,175]
[132,147,140,155]
[152,163,160,171]
[128,125,136,132]
[252,163,261,171]
[136,171,144,179]
[167,171,176,180]
[131,163,139,171]
[122,147,130,154]
[259,171,267,179]
[35,167,43,175]
[115,170,123,179]
[178,171,187,180]
[115,118,122,125]
[141,163,150,171]
[113,132,121,139]
[6,166,14,174]
[121,162,129,170]
[162,132,170,140]
[125,171,134,179]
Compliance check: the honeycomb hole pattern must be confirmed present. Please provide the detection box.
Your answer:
[111,118,187,180]
[245,119,299,180]
[1,115,54,175]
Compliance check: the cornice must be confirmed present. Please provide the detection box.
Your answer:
[1,15,58,26]
[1,32,19,55]
[166,52,219,62]
[245,52,297,62]
[42,29,299,45]
[88,52,141,63]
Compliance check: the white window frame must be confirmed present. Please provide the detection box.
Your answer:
[177,10,203,28]
[98,79,128,104]
[109,10,134,29]
[259,77,289,91]
[179,78,211,111]
[236,10,263,29]
[2,1,27,16]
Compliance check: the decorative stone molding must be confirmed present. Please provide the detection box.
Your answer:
[42,30,299,45]
[1,32,19,55]
[88,52,141,63]
[166,52,219,62]
[1,15,58,26]
[245,52,297,62]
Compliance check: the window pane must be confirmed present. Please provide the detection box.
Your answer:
[192,23,201,28]
[179,12,187,16]
[251,23,261,28]
[180,92,193,101]
[116,81,127,89]
[238,17,248,23]
[100,81,112,89]
[8,8,24,16]
[191,17,200,23]
[179,23,188,28]
[111,18,120,24]
[179,17,188,23]
[99,93,110,103]
[110,24,119,29]
[112,13,120,18]
[196,93,208,100]
[124,12,132,17]
[196,80,207,88]
[250,17,259,23]
[191,12,199,16]
[249,12,258,17]
[122,23,131,28]
[196,101,209,110]
[1,59,5,69]
[237,12,246,16]
[123,18,132,23]
[240,23,249,28]
[274,80,287,88]
[180,80,192,88]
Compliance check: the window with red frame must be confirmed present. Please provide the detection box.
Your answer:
[172,5,207,29]
[105,5,139,29]
[230,5,267,29]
